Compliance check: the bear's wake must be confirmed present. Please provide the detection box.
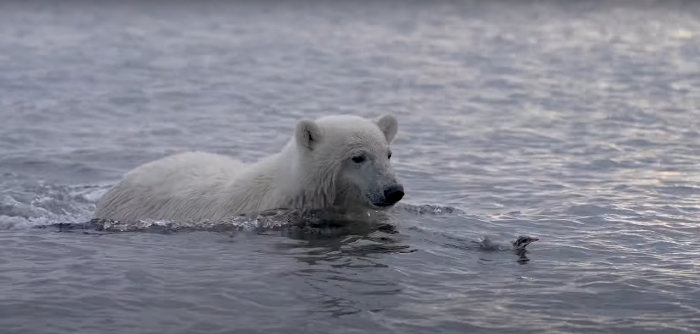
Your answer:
[33,204,462,233]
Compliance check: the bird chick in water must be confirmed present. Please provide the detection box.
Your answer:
[512,235,539,251]
[512,235,538,263]
[477,235,539,252]
[475,235,539,263]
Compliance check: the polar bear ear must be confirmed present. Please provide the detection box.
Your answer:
[295,119,322,152]
[375,114,398,144]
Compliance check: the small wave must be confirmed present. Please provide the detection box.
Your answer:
[400,203,465,215]
[34,208,318,233]
[2,178,465,233]
[475,236,515,251]
[33,204,464,234]
[33,207,403,234]
[0,181,110,230]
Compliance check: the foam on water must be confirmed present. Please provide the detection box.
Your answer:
[0,178,107,230]
[1,178,462,233]
[2,1,700,333]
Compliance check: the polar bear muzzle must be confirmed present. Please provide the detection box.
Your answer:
[381,184,405,206]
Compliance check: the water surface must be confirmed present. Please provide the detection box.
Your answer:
[1,1,700,333]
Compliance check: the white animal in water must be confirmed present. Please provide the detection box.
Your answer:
[94,114,404,222]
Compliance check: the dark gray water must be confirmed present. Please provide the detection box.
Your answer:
[2,1,700,333]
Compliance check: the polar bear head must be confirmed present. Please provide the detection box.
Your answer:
[293,114,404,211]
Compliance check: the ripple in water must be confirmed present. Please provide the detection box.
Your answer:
[2,1,700,333]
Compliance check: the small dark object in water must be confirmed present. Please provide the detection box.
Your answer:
[512,235,539,250]
[512,235,539,263]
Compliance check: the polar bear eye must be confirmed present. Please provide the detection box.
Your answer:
[388,151,392,159]
[352,156,365,163]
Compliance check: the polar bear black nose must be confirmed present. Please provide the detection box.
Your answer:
[384,185,404,204]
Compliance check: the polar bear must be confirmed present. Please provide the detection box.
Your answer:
[93,114,404,222]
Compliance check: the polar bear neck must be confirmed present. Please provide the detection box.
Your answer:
[275,141,337,211]
[229,140,337,214]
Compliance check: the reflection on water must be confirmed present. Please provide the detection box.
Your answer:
[1,0,700,333]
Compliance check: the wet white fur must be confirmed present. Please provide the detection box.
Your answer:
[93,114,401,222]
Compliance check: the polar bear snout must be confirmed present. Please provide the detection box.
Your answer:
[368,183,404,207]
[383,185,405,204]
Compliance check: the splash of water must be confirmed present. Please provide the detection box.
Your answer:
[2,179,464,233]
[0,180,108,230]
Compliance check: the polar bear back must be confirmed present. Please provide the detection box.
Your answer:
[94,151,258,222]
